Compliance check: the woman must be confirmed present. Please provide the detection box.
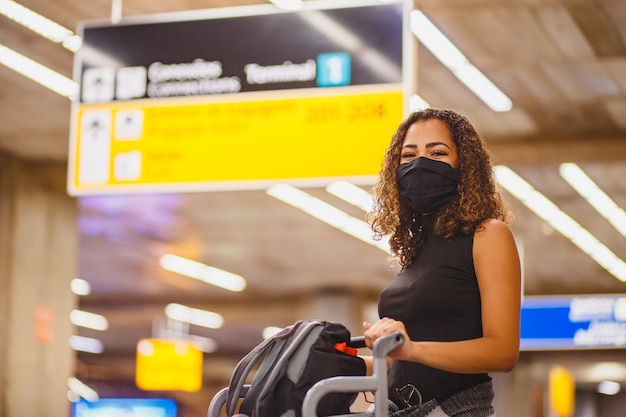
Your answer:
[362,109,521,416]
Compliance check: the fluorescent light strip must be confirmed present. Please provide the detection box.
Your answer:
[409,94,430,112]
[165,303,224,329]
[598,381,621,395]
[269,0,303,10]
[263,326,284,339]
[188,334,218,353]
[111,0,123,24]
[0,43,78,98]
[69,335,104,354]
[267,184,389,252]
[0,0,81,51]
[159,254,246,292]
[71,278,91,296]
[495,165,626,282]
[149,329,218,353]
[70,310,109,331]
[67,377,99,401]
[410,10,512,112]
[559,163,626,239]
[326,181,374,212]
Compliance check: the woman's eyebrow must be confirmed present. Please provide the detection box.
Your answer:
[425,141,451,149]
[401,141,451,149]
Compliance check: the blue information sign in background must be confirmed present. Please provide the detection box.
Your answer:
[520,295,626,350]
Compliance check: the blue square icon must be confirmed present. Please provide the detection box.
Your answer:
[316,52,351,87]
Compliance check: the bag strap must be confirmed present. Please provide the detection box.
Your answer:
[225,320,309,416]
[225,333,278,416]
[253,320,324,416]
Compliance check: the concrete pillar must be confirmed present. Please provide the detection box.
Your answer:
[0,152,77,417]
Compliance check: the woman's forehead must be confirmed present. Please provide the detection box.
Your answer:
[403,119,454,145]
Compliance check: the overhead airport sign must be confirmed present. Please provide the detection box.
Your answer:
[136,338,203,392]
[520,295,626,350]
[68,0,406,195]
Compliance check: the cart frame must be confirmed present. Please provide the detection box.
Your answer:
[207,332,404,417]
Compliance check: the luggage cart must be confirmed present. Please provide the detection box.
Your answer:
[207,331,404,417]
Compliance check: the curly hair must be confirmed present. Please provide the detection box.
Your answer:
[366,108,513,266]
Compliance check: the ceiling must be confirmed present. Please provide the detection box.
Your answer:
[1,0,626,416]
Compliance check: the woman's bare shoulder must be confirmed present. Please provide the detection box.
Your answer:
[474,218,516,247]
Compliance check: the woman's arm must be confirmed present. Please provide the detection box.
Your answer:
[360,355,374,376]
[358,355,393,376]
[363,218,521,374]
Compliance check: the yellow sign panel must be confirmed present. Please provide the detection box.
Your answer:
[136,338,203,392]
[549,365,575,417]
[68,87,403,194]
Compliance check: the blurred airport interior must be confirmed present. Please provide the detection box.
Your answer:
[1,0,626,416]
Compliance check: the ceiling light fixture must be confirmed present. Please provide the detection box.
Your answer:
[0,0,82,51]
[267,184,389,252]
[326,181,374,212]
[559,163,626,238]
[159,254,246,292]
[67,377,99,401]
[597,380,621,396]
[409,94,430,111]
[410,10,512,112]
[69,335,104,354]
[268,0,303,11]
[495,165,626,282]
[263,326,283,339]
[164,303,224,329]
[588,362,626,381]
[157,322,218,352]
[70,310,109,331]
[0,43,78,98]
[187,334,218,353]
[71,278,91,296]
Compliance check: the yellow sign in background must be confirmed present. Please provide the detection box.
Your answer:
[136,338,203,392]
[549,365,575,417]
[69,87,403,194]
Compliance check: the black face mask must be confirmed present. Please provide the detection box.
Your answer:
[396,157,461,214]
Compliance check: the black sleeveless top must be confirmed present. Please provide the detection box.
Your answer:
[378,215,490,405]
